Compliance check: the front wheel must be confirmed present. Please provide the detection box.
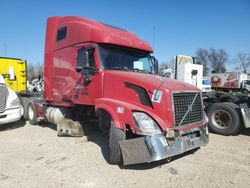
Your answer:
[208,103,241,135]
[109,120,125,164]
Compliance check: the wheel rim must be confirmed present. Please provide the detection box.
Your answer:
[211,110,232,129]
[28,105,34,120]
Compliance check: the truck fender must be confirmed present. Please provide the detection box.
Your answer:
[95,98,169,132]
[222,102,240,109]
[95,103,122,129]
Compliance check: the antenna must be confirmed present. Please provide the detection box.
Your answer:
[152,26,155,50]
[4,41,6,56]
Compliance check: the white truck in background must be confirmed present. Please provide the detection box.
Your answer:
[162,55,203,90]
[0,74,21,125]
[211,72,250,94]
[162,55,250,136]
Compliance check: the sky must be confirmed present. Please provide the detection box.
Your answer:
[0,0,250,71]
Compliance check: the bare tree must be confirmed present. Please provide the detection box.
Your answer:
[158,62,168,75]
[196,48,209,76]
[27,62,43,82]
[207,48,228,73]
[236,53,250,73]
[36,62,44,77]
[27,62,35,82]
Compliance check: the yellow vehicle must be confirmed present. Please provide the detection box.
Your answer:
[0,57,27,94]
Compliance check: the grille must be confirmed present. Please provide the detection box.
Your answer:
[173,92,204,127]
[0,85,7,112]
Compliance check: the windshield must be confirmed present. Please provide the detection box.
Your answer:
[245,80,250,85]
[99,45,155,74]
[203,79,211,85]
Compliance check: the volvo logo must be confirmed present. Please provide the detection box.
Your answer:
[188,104,193,112]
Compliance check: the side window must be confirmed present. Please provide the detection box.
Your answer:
[56,27,67,41]
[77,48,96,68]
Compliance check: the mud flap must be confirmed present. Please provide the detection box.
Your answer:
[57,119,84,137]
[241,107,250,128]
[119,137,151,165]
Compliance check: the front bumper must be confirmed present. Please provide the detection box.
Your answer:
[119,124,209,165]
[0,107,21,125]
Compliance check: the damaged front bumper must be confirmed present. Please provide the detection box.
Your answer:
[119,124,209,165]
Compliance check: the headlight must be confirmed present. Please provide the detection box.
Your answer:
[133,112,162,135]
[10,98,20,107]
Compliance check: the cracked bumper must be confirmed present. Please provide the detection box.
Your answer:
[119,124,209,165]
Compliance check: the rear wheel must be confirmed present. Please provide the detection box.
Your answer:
[28,103,38,125]
[208,103,241,135]
[242,89,248,95]
[20,97,30,120]
[109,120,125,164]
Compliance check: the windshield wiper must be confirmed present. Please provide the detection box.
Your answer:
[132,68,152,74]
[110,67,126,70]
[109,67,152,74]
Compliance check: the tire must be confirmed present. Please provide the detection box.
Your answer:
[242,89,248,95]
[208,102,241,135]
[109,120,125,164]
[20,97,30,120]
[28,102,38,125]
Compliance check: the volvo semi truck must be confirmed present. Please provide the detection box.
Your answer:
[21,16,208,165]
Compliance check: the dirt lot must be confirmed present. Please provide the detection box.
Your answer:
[0,121,249,188]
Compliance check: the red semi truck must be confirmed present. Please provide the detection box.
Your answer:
[22,16,208,165]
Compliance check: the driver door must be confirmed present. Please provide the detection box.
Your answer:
[73,47,101,105]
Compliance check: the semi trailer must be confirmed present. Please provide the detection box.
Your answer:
[211,72,250,94]
[162,55,250,136]
[20,16,208,165]
[0,57,27,94]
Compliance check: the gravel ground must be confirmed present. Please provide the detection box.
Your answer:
[0,120,249,188]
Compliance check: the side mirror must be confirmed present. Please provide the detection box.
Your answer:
[76,66,83,73]
[81,66,99,75]
[76,49,89,73]
[192,70,198,76]
[151,56,158,74]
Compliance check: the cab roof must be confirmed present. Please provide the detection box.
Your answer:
[48,16,153,53]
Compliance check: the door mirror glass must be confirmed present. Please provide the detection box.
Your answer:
[76,48,88,73]
[76,47,98,75]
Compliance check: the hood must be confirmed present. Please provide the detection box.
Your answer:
[104,70,200,92]
[0,75,6,84]
[102,70,203,131]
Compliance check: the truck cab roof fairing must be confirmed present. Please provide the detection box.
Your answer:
[48,16,153,53]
